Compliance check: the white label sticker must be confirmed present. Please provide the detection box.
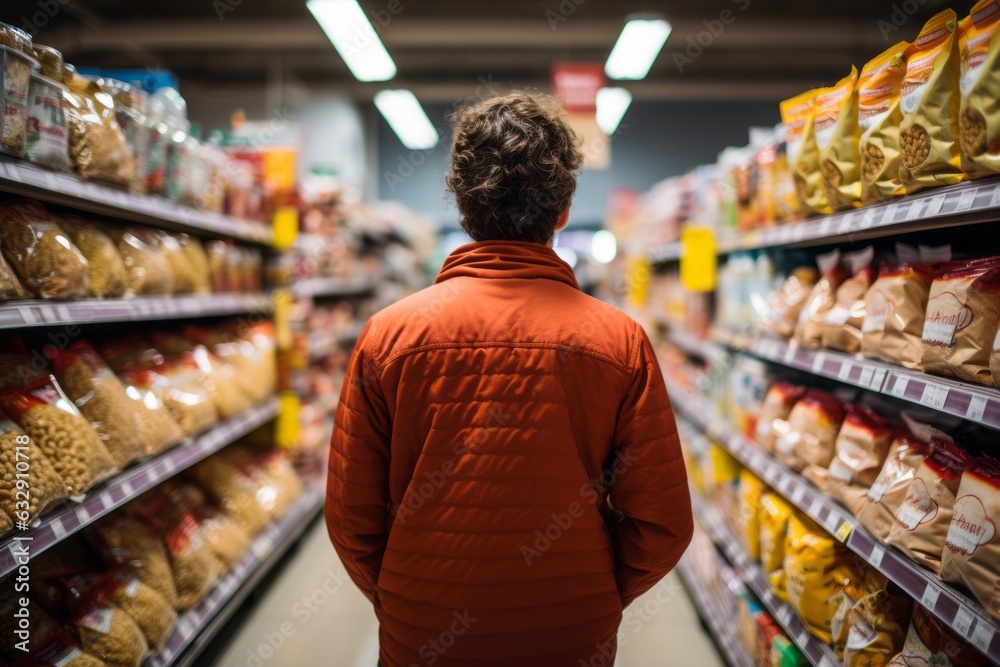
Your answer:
[839,213,854,233]
[954,607,975,638]
[50,520,66,538]
[884,202,900,223]
[871,368,887,390]
[792,485,806,504]
[869,545,885,568]
[824,512,841,532]
[859,366,875,387]
[783,346,796,365]
[920,586,940,611]
[838,363,853,381]
[926,194,946,216]
[891,376,910,398]
[908,199,925,220]
[860,208,876,228]
[966,395,988,422]
[920,384,949,410]
[956,187,978,212]
[819,655,837,667]
[819,218,833,236]
[812,353,827,373]
[810,498,824,517]
[971,620,994,652]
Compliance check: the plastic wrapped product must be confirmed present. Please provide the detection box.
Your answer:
[860,42,910,205]
[28,638,108,667]
[755,383,806,453]
[91,514,178,609]
[115,376,185,457]
[737,470,764,560]
[173,234,211,294]
[862,261,934,370]
[820,247,875,354]
[898,9,965,193]
[0,22,32,53]
[774,390,846,473]
[164,483,249,572]
[0,200,91,300]
[827,406,896,515]
[816,66,862,211]
[96,79,151,193]
[71,601,148,667]
[147,331,250,420]
[760,268,819,340]
[32,44,62,80]
[0,416,67,526]
[781,89,830,215]
[759,492,793,602]
[795,250,846,348]
[189,452,272,537]
[52,342,145,470]
[0,238,31,301]
[252,449,303,518]
[0,376,116,496]
[960,1,1000,178]
[0,44,37,159]
[59,218,127,299]
[840,590,907,666]
[116,366,215,438]
[102,227,174,297]
[62,72,134,188]
[886,439,973,574]
[940,456,1000,620]
[106,569,177,651]
[153,231,198,294]
[887,603,984,667]
[26,70,70,170]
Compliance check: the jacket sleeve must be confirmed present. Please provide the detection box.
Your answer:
[326,321,392,605]
[608,326,693,608]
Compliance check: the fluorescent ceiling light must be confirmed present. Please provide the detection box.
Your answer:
[591,230,617,264]
[596,87,632,136]
[605,17,671,80]
[307,0,397,82]
[374,90,440,150]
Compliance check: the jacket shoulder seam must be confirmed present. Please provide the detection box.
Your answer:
[375,341,631,375]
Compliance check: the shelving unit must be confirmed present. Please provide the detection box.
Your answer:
[676,558,756,667]
[147,484,325,667]
[293,277,379,300]
[308,323,364,361]
[667,379,1000,662]
[0,399,279,578]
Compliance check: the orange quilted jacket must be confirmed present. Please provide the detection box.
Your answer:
[326,241,692,667]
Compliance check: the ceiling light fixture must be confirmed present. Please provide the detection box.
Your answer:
[590,230,617,264]
[596,87,632,136]
[307,0,397,82]
[374,90,440,150]
[605,15,672,80]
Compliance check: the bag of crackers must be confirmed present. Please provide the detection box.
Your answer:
[859,42,910,204]
[781,89,831,215]
[959,0,1000,178]
[816,66,862,211]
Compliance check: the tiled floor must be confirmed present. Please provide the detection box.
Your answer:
[212,523,723,667]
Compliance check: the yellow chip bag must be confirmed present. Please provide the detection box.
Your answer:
[960,0,1000,177]
[899,9,965,192]
[737,469,765,560]
[859,42,910,204]
[759,491,793,601]
[781,90,831,215]
[817,67,862,211]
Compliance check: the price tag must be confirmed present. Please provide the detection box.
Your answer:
[818,218,833,236]
[860,208,876,228]
[797,629,812,645]
[812,353,827,373]
[991,185,1000,208]
[810,498,824,517]
[839,213,854,233]
[966,394,988,422]
[860,366,875,387]
[956,187,978,212]
[920,384,949,410]
[819,655,837,667]
[835,520,853,542]
[777,606,792,624]
[870,368,887,390]
[954,608,976,638]
[783,346,796,365]
[50,520,66,538]
[908,199,925,219]
[838,363,853,381]
[920,586,940,611]
[75,505,90,524]
[869,544,885,567]
[971,620,995,652]
[100,494,113,510]
[884,202,900,223]
[891,376,910,398]
[926,194,947,216]
[792,224,806,241]
[792,485,806,504]
[121,481,134,496]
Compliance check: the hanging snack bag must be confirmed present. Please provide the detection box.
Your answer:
[90,514,178,609]
[959,0,1000,178]
[821,247,876,354]
[0,200,91,300]
[860,42,910,204]
[62,71,134,188]
[940,456,1000,620]
[774,390,846,473]
[795,250,846,348]
[759,492,794,601]
[899,9,965,192]
[862,252,934,370]
[59,217,128,299]
[781,90,830,215]
[826,406,896,516]
[886,439,973,573]
[0,415,67,526]
[817,66,862,211]
[921,256,1000,385]
[754,382,806,453]
[103,226,174,297]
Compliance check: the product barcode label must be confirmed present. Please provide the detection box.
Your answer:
[871,368,887,390]
[956,187,978,212]
[926,194,946,216]
[971,620,995,652]
[838,363,852,381]
[859,366,875,387]
[908,199,925,219]
[810,498,823,517]
[954,608,975,638]
[966,395,988,422]
[920,586,940,611]
[869,545,885,567]
[891,376,910,398]
[884,202,900,223]
[920,384,949,409]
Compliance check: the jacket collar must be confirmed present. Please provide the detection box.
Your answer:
[435,241,579,289]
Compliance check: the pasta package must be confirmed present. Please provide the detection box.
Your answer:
[781,90,830,215]
[816,66,862,210]
[59,217,128,299]
[899,9,965,192]
[860,42,910,204]
[827,406,895,515]
[0,417,67,526]
[90,514,178,609]
[959,0,1000,178]
[71,601,148,667]
[63,71,134,188]
[103,227,174,297]
[0,200,90,300]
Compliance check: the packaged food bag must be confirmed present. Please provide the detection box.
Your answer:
[921,256,1000,385]
[59,217,127,299]
[174,234,211,294]
[0,200,90,299]
[26,68,71,171]
[189,449,274,537]
[62,71,134,188]
[71,599,148,667]
[820,247,876,354]
[940,455,1000,620]
[90,514,178,609]
[899,9,965,192]
[754,382,806,453]
[860,42,910,204]
[988,319,1000,388]
[737,470,765,559]
[959,0,1000,178]
[827,406,896,515]
[23,634,107,667]
[102,227,174,297]
[862,254,934,370]
[165,483,249,572]
[795,250,846,348]
[113,372,184,457]
[841,589,907,667]
[0,376,116,496]
[115,366,216,438]
[52,342,145,469]
[237,322,278,401]
[759,492,793,601]
[0,237,31,301]
[0,416,67,525]
[770,636,807,667]
[251,449,303,518]
[781,90,830,215]
[886,439,973,573]
[107,569,177,650]
[887,603,984,666]
[774,390,846,473]
[816,66,862,210]
[152,231,197,294]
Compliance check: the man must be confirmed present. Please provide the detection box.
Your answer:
[327,92,692,667]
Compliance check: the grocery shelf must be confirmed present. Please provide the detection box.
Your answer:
[665,329,729,366]
[0,398,280,579]
[0,157,273,245]
[676,559,756,667]
[147,483,325,667]
[667,381,1000,662]
[686,488,840,667]
[292,276,379,299]
[308,323,364,360]
[0,293,274,330]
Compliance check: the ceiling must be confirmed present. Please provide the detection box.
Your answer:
[10,0,952,103]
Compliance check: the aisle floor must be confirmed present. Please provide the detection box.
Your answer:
[213,522,724,667]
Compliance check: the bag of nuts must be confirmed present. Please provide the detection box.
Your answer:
[102,227,174,297]
[90,513,178,610]
[0,200,91,300]
[781,89,831,215]
[899,9,966,193]
[959,0,1000,179]
[52,342,145,470]
[859,42,910,205]
[816,66,862,211]
[0,415,68,526]
[58,217,127,299]
[0,376,116,496]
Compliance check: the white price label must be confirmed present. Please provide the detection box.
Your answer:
[121,481,134,496]
[778,606,792,624]
[819,655,837,667]
[797,629,812,645]
[920,586,940,611]
[100,494,113,510]
[966,394,988,422]
[908,199,925,219]
[956,187,978,212]
[812,353,827,373]
[954,607,976,638]
[50,520,66,538]
[75,505,90,524]
[792,224,806,241]
[838,363,853,381]
[920,384,949,409]
[884,202,900,223]
[783,346,796,365]
[991,185,1000,208]
[818,218,833,236]
[891,376,910,398]
[839,213,854,233]
[971,620,995,652]
[869,545,885,568]
[859,366,875,387]
[792,485,806,504]
[810,498,824,517]
[824,512,841,532]
[860,208,876,228]
[926,194,946,216]
[870,368,887,390]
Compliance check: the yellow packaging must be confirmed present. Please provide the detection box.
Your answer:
[737,469,765,560]
[759,491,793,601]
[784,514,865,644]
[859,42,910,204]
[960,0,1000,177]
[781,90,831,215]
[899,9,966,192]
[817,67,862,210]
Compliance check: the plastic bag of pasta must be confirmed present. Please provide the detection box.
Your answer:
[860,41,910,205]
[0,237,31,301]
[0,200,90,299]
[24,633,108,667]
[151,333,251,419]
[113,373,184,458]
[898,9,965,192]
[189,450,273,537]
[58,217,127,299]
[861,256,935,370]
[104,568,177,651]
[102,227,174,297]
[774,390,846,473]
[0,416,67,526]
[838,583,909,665]
[781,89,830,215]
[70,599,148,667]
[816,66,862,211]
[251,449,303,519]
[116,365,216,438]
[959,0,1000,178]
[152,231,198,294]
[163,483,249,573]
[62,70,134,188]
[90,513,179,609]
[172,233,211,294]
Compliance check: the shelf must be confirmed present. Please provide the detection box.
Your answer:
[293,277,379,299]
[677,559,756,667]
[0,157,272,245]
[0,293,274,330]
[665,329,729,366]
[717,331,1000,433]
[0,398,280,579]
[649,242,682,263]
[308,323,364,361]
[147,483,325,667]
[667,381,1000,662]
[686,488,840,666]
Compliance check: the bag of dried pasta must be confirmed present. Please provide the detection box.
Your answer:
[162,482,249,573]
[102,227,174,297]
[816,66,862,211]
[115,365,216,438]
[112,373,184,457]
[89,513,178,609]
[838,582,909,665]
[899,9,965,192]
[70,598,148,667]
[152,231,198,294]
[960,0,1000,178]
[0,415,67,527]
[22,633,107,667]
[172,233,210,294]
[58,217,127,299]
[736,470,765,560]
[860,42,910,205]
[251,449,303,518]
[104,568,176,650]
[189,450,273,537]
[62,70,134,188]
[150,332,252,419]
[0,200,90,300]
[0,237,31,302]
[754,382,806,453]
[781,89,830,215]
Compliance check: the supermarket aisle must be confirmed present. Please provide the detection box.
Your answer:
[214,522,723,667]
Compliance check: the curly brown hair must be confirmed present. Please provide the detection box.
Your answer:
[446,92,583,244]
